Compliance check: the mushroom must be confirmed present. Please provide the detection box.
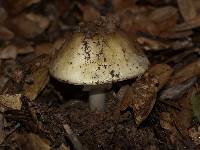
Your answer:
[49,19,149,112]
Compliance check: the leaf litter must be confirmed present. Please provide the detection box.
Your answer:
[0,0,200,149]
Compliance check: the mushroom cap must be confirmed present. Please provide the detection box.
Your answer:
[49,31,149,85]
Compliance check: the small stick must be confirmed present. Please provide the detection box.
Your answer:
[63,124,87,150]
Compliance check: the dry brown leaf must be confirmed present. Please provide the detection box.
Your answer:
[148,64,173,90]
[160,30,193,39]
[114,64,172,125]
[169,59,200,86]
[170,39,193,50]
[0,45,17,59]
[0,94,22,110]
[9,13,50,38]
[59,143,70,150]
[137,37,170,51]
[159,77,197,100]
[79,4,100,22]
[0,25,14,40]
[147,6,178,35]
[173,16,200,31]
[14,133,51,150]
[3,0,41,15]
[149,6,177,23]
[35,43,53,56]
[22,67,49,101]
[112,0,135,12]
[16,44,34,55]
[159,112,179,144]
[159,112,174,131]
[177,0,197,22]
[188,126,200,145]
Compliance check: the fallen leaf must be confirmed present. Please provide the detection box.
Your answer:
[137,37,170,51]
[79,4,100,22]
[173,16,200,31]
[148,64,173,90]
[114,64,173,125]
[0,25,14,40]
[170,39,193,50]
[115,73,158,125]
[112,0,135,12]
[3,0,41,15]
[159,112,174,131]
[14,133,51,150]
[0,45,17,59]
[169,59,200,86]
[147,6,178,35]
[172,87,195,138]
[159,112,179,144]
[0,94,22,110]
[9,13,50,38]
[177,0,197,22]
[159,77,197,100]
[0,112,19,144]
[35,43,53,56]
[16,43,34,55]
[59,143,70,150]
[22,67,49,101]
[188,126,200,145]
[160,30,194,39]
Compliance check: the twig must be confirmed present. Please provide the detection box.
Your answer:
[63,124,87,150]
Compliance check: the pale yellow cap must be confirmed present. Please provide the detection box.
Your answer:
[49,31,149,85]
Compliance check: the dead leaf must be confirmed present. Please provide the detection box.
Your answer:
[35,43,53,56]
[3,0,41,15]
[170,39,193,50]
[0,112,19,144]
[59,143,70,150]
[148,64,173,90]
[159,112,179,144]
[169,59,200,86]
[0,45,17,59]
[137,37,170,51]
[22,67,49,101]
[112,0,135,12]
[147,6,178,35]
[188,126,200,145]
[79,4,100,22]
[159,77,197,100]
[114,64,172,125]
[14,133,51,150]
[173,16,200,31]
[16,43,34,55]
[177,0,197,22]
[9,13,50,38]
[0,25,14,40]
[116,73,158,125]
[160,30,193,39]
[172,87,195,138]
[149,6,177,23]
[159,112,174,131]
[0,94,22,110]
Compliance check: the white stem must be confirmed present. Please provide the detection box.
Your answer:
[89,89,106,112]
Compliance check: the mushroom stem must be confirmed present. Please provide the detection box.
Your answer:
[89,89,106,112]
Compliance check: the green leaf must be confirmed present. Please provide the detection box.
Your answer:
[191,94,200,122]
